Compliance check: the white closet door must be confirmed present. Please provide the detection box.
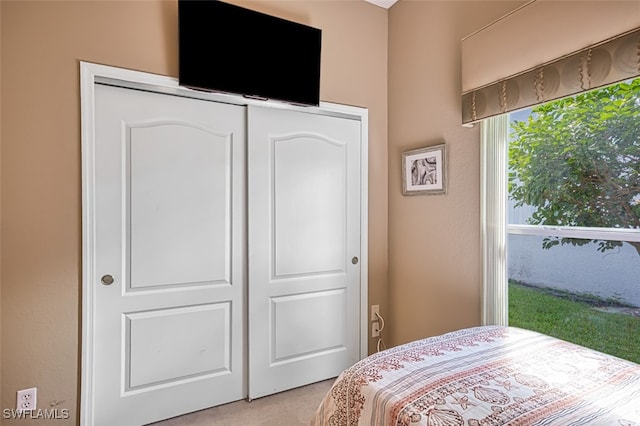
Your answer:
[91,84,246,426]
[247,105,362,399]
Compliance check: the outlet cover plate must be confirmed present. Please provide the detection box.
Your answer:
[370,304,380,321]
[16,387,37,412]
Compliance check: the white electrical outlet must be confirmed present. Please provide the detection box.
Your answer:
[370,304,380,321]
[16,387,37,412]
[372,321,380,338]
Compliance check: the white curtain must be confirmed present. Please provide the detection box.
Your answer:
[480,115,508,326]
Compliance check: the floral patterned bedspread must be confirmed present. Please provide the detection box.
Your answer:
[311,326,640,426]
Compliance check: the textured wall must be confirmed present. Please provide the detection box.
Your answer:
[387,1,525,346]
[0,1,388,423]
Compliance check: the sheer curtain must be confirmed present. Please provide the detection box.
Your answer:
[480,115,508,325]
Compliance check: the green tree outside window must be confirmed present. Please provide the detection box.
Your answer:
[509,79,640,255]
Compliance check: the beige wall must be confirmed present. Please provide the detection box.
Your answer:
[0,0,536,422]
[0,1,388,424]
[387,1,524,347]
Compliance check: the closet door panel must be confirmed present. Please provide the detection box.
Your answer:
[248,105,362,399]
[90,84,246,426]
[273,135,346,276]
[129,124,230,288]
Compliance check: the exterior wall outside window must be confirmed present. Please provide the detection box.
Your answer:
[508,233,640,307]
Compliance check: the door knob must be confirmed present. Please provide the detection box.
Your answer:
[352,256,359,265]
[101,274,115,286]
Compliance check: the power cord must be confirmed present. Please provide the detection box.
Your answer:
[374,312,387,352]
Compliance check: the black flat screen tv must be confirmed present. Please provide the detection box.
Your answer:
[178,0,322,107]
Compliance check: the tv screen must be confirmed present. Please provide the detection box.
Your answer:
[178,0,322,107]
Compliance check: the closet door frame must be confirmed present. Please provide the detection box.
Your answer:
[80,61,368,425]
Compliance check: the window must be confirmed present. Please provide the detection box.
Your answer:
[482,79,640,362]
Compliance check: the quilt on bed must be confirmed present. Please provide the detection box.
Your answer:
[311,325,640,426]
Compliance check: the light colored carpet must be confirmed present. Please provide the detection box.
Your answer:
[149,379,335,426]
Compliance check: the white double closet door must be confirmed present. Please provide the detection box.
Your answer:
[88,83,362,425]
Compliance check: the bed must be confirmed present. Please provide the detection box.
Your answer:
[311,325,640,426]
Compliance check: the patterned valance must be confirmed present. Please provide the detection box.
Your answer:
[462,27,640,124]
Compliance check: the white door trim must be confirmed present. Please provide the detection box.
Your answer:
[80,61,368,425]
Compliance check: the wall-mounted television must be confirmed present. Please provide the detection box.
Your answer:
[178,0,322,107]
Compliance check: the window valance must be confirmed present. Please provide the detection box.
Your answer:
[461,0,640,125]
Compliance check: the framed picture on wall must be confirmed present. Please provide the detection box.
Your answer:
[401,143,447,195]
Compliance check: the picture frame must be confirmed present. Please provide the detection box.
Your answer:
[402,143,447,195]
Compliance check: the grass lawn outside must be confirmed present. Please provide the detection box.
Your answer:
[508,281,640,364]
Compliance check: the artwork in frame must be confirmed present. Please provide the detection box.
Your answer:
[402,143,447,195]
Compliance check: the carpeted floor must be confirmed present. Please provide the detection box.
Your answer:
[149,378,335,425]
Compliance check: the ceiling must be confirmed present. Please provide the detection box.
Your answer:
[365,0,398,9]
